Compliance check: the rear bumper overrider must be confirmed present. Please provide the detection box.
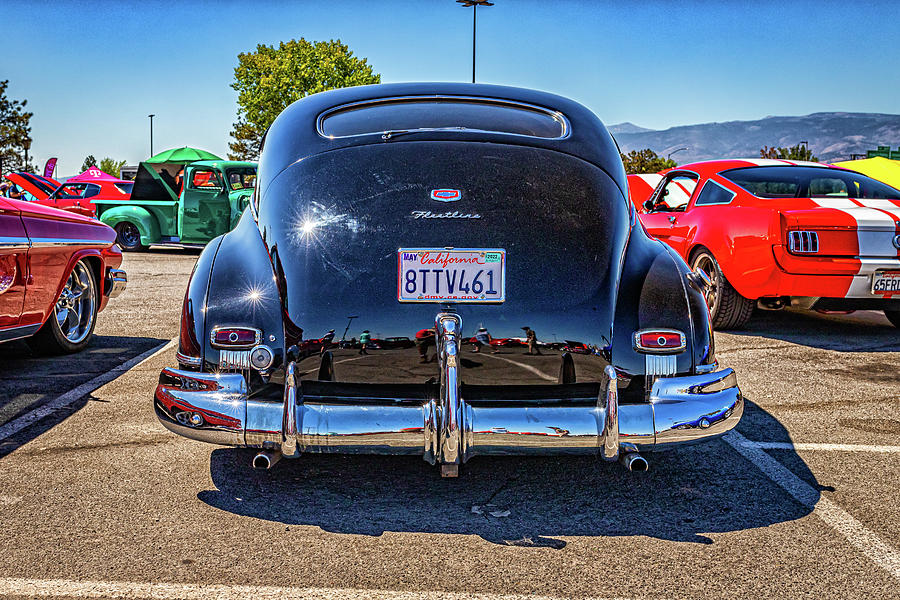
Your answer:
[153,364,743,462]
[105,268,127,298]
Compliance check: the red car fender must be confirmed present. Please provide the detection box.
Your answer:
[684,202,784,300]
[13,201,119,328]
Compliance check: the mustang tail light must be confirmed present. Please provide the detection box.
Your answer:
[210,326,261,348]
[785,228,864,257]
[633,329,686,354]
[787,230,819,254]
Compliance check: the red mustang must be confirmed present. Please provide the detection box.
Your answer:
[0,196,126,353]
[629,159,900,329]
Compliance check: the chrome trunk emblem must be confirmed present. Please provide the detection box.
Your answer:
[431,189,461,202]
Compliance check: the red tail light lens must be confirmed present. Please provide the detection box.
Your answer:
[633,329,686,353]
[210,326,261,348]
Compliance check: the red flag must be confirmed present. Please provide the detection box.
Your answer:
[43,158,57,179]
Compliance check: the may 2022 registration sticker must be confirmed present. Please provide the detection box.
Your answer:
[397,248,506,303]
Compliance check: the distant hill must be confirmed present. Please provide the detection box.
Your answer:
[611,112,900,164]
[608,122,656,135]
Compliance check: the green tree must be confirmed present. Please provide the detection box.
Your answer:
[620,149,677,174]
[760,144,818,162]
[80,155,97,172]
[228,38,381,160]
[99,157,127,177]
[0,79,34,174]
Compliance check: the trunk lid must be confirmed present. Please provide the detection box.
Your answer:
[258,142,630,385]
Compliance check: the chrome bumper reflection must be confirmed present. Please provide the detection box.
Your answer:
[105,268,127,298]
[154,366,742,461]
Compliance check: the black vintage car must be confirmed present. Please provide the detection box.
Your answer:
[155,83,742,476]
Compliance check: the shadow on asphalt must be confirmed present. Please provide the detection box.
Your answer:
[722,308,899,352]
[199,398,822,547]
[0,334,166,459]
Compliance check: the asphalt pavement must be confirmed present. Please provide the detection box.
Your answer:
[0,251,898,599]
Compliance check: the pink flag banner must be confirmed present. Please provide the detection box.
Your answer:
[43,157,57,179]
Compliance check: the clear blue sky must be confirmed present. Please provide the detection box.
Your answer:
[2,0,898,175]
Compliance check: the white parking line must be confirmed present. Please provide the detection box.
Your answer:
[740,441,900,453]
[481,354,557,381]
[0,578,632,600]
[0,338,175,443]
[724,430,900,582]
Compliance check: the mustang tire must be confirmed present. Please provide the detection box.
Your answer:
[28,260,99,355]
[690,249,754,330]
[885,310,900,328]
[115,222,145,252]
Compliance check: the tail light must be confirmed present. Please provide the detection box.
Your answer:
[210,326,261,348]
[633,329,686,354]
[787,230,819,254]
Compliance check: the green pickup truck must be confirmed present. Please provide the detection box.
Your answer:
[94,159,257,250]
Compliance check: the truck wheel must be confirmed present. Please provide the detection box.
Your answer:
[884,310,900,328]
[27,260,99,355]
[115,222,145,251]
[690,249,754,330]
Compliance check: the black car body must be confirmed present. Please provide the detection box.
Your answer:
[155,83,742,475]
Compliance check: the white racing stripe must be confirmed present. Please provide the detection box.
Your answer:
[739,441,900,453]
[0,578,632,600]
[724,430,900,582]
[0,338,176,442]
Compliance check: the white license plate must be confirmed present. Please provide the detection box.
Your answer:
[872,270,900,295]
[398,248,505,303]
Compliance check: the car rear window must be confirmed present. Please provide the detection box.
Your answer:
[319,98,568,139]
[720,166,900,199]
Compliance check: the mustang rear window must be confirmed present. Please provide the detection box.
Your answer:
[720,166,900,200]
[319,98,568,139]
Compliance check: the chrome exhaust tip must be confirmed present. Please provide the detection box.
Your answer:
[620,452,648,472]
[252,450,282,470]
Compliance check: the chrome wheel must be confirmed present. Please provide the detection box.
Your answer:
[692,253,720,317]
[54,261,96,344]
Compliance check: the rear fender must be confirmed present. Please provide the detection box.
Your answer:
[613,223,710,380]
[178,236,223,363]
[200,211,284,375]
[98,205,160,246]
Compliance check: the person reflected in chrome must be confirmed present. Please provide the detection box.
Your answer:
[321,329,335,354]
[416,327,436,363]
[358,329,371,355]
[472,327,498,353]
[523,326,541,355]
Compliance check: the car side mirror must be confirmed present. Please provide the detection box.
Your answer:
[642,198,655,212]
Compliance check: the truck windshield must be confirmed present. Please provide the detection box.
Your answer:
[226,168,257,190]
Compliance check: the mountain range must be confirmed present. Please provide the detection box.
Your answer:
[609,112,900,164]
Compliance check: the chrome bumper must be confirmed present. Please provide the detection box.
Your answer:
[105,268,127,298]
[153,365,743,463]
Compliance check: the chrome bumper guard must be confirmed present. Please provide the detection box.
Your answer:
[105,268,127,298]
[154,357,743,466]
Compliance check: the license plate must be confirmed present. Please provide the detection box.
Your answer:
[398,248,505,303]
[872,270,900,295]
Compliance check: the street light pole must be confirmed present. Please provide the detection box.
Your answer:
[457,0,493,83]
[148,114,155,156]
[667,146,688,161]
